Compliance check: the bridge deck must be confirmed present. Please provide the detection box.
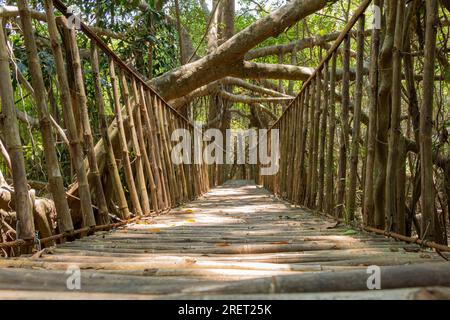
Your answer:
[0,181,448,300]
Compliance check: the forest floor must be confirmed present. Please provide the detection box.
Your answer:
[0,180,448,300]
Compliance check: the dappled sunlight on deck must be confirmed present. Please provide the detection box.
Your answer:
[0,181,447,299]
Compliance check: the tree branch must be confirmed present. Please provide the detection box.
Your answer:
[231,61,314,81]
[149,0,336,100]
[245,30,368,60]
[218,90,293,104]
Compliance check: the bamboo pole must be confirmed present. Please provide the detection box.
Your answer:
[310,65,322,208]
[317,60,329,212]
[118,71,150,215]
[59,14,109,226]
[108,59,143,216]
[298,87,310,204]
[325,54,337,215]
[347,15,365,222]
[145,91,170,208]
[0,20,35,240]
[150,94,172,206]
[156,100,179,205]
[140,87,167,210]
[90,43,130,220]
[336,35,350,219]
[17,0,75,231]
[304,80,316,206]
[131,80,159,213]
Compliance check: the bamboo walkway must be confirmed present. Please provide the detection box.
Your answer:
[0,181,449,300]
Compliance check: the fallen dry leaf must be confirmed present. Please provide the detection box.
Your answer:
[271,241,290,245]
[142,228,161,233]
[216,242,231,247]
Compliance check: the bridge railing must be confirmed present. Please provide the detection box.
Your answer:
[261,0,372,218]
[260,0,449,249]
[0,0,212,255]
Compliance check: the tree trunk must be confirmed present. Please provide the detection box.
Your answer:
[374,0,396,229]
[420,0,441,243]
[149,0,335,100]
[0,21,35,240]
[363,0,381,227]
[385,0,405,233]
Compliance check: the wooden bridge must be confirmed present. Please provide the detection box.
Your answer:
[1,181,449,299]
[0,0,449,299]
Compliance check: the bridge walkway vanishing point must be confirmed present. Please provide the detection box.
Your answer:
[0,181,449,300]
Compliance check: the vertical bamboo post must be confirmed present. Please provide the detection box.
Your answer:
[17,0,75,231]
[347,15,365,222]
[293,94,305,204]
[118,71,150,215]
[90,43,130,220]
[157,100,180,204]
[169,112,189,202]
[336,35,351,219]
[299,87,310,203]
[287,100,299,201]
[318,60,329,212]
[325,53,337,215]
[152,97,173,205]
[131,80,159,213]
[44,3,95,228]
[146,92,171,207]
[310,66,322,208]
[109,59,143,216]
[61,15,109,225]
[141,87,167,210]
[305,80,316,206]
[0,20,35,240]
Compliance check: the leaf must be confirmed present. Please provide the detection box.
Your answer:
[216,242,230,247]
[343,229,358,235]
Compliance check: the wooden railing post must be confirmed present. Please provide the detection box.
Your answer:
[347,15,366,222]
[109,59,143,216]
[118,71,150,216]
[336,34,350,219]
[325,53,337,216]
[17,0,75,232]
[131,79,159,213]
[318,59,329,212]
[44,2,91,229]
